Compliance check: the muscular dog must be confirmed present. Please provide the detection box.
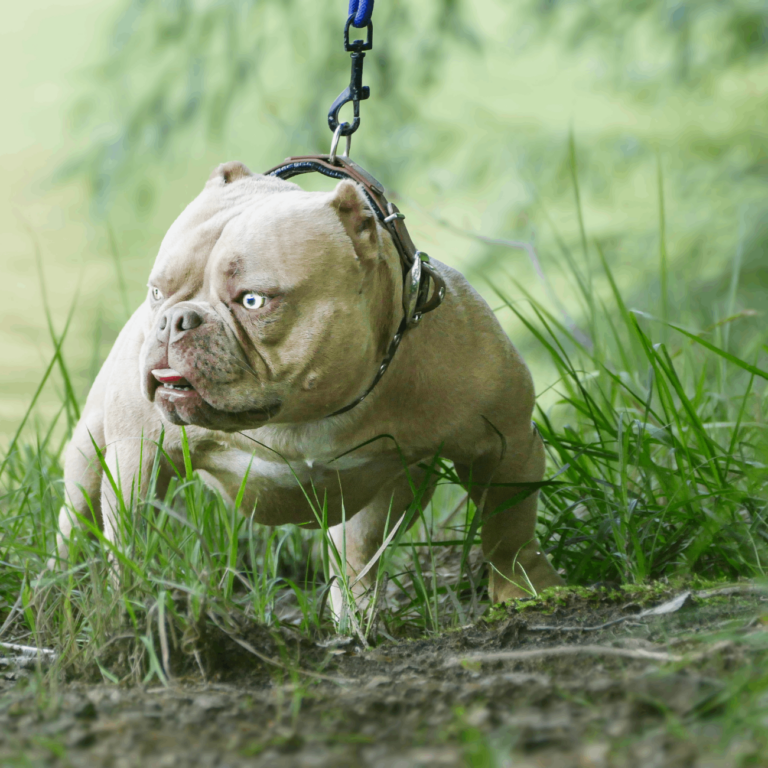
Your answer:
[54,161,562,611]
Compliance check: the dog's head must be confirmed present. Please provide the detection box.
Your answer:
[139,162,398,431]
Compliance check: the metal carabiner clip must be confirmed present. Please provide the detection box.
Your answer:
[327,16,373,137]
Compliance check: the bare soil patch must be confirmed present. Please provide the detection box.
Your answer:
[2,585,767,768]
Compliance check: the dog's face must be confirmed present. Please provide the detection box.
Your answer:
[139,162,398,431]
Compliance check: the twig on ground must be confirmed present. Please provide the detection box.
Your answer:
[0,642,58,668]
[529,591,693,633]
[694,585,767,599]
[685,640,735,661]
[527,586,766,635]
[445,644,682,667]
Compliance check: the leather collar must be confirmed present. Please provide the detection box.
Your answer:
[263,154,446,417]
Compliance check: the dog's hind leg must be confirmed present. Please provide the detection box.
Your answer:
[455,422,562,603]
[328,466,438,620]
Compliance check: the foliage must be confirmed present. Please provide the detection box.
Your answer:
[62,0,479,212]
[520,0,768,88]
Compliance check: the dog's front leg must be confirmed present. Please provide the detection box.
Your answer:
[328,467,438,620]
[456,423,562,602]
[51,412,107,569]
[99,439,157,552]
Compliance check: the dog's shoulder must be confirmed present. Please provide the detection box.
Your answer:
[90,304,163,442]
[422,259,522,365]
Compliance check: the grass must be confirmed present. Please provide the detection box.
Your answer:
[507,263,767,586]
[0,155,766,765]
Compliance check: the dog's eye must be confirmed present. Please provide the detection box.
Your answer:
[241,292,267,310]
[150,286,164,302]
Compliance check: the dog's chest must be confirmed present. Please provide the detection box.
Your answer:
[194,443,400,526]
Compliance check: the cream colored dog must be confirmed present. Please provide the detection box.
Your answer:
[54,161,562,611]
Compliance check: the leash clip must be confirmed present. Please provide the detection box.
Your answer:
[328,16,372,139]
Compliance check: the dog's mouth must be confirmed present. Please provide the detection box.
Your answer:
[152,368,197,394]
[149,367,280,430]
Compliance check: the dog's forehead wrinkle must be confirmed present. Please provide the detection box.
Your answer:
[203,193,320,264]
[236,190,347,235]
[225,255,244,279]
[155,181,304,277]
[154,209,259,293]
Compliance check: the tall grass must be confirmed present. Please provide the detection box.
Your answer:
[1,158,766,685]
[499,155,768,586]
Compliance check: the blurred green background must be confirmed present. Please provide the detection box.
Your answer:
[2,0,766,441]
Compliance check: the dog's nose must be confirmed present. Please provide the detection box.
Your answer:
[157,307,204,343]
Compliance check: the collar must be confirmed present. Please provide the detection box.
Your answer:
[263,154,446,418]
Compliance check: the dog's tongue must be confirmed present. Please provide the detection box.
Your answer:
[152,368,189,386]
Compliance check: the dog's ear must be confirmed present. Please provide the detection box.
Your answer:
[330,180,380,262]
[209,161,253,185]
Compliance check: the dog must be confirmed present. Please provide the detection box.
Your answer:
[54,161,563,613]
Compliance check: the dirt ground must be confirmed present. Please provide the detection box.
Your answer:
[1,586,767,768]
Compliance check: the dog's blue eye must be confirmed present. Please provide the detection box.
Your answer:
[242,292,266,310]
[150,286,163,302]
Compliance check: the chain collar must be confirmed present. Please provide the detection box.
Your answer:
[263,154,446,418]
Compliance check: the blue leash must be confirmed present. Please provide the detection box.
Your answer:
[348,0,374,28]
